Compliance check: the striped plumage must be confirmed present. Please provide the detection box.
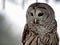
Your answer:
[22,3,59,45]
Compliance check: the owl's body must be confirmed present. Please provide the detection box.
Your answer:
[22,3,59,45]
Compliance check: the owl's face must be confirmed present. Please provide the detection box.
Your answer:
[26,3,55,26]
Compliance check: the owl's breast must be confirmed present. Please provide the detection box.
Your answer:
[30,25,51,37]
[28,23,52,37]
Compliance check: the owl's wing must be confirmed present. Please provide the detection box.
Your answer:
[22,24,29,45]
[49,32,59,45]
[52,20,59,45]
[49,20,59,45]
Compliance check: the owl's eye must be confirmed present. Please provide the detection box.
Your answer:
[38,13,44,17]
[30,13,33,16]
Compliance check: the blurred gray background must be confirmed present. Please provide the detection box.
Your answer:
[0,0,60,45]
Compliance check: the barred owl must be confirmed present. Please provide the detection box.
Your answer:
[22,3,59,45]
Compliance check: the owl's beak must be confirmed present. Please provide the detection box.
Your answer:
[34,19,38,24]
[35,19,37,23]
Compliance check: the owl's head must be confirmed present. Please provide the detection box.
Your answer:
[26,3,55,26]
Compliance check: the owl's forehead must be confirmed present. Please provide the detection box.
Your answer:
[28,6,46,13]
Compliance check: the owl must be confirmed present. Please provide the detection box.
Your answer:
[22,3,59,45]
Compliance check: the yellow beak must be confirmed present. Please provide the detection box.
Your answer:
[35,19,37,23]
[34,19,38,24]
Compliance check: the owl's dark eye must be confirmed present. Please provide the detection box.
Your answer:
[38,13,44,17]
[30,13,33,16]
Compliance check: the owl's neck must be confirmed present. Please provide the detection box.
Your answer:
[27,19,56,34]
